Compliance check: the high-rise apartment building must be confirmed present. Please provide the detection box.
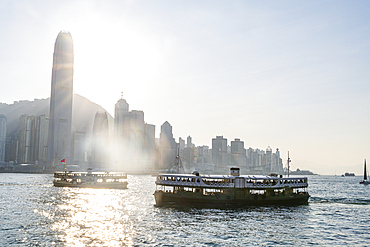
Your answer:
[144,123,156,164]
[17,115,49,164]
[178,137,185,152]
[196,145,211,164]
[114,98,129,167]
[114,97,156,172]
[186,136,192,148]
[265,146,272,173]
[36,115,49,164]
[71,131,87,167]
[212,136,227,169]
[17,115,36,163]
[126,110,145,157]
[0,115,7,162]
[159,121,177,170]
[231,138,246,168]
[91,112,109,169]
[47,31,74,166]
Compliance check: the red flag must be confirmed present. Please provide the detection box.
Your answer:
[61,159,65,162]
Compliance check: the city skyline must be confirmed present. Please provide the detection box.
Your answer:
[1,1,370,175]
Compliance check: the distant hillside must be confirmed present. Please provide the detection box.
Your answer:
[0,94,113,137]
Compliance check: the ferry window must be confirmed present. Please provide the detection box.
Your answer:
[177,177,181,181]
[191,178,195,182]
[197,179,200,183]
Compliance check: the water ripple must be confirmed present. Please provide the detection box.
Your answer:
[1,174,370,246]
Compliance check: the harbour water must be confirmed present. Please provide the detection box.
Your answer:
[1,174,369,246]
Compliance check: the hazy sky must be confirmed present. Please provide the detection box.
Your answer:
[1,0,370,175]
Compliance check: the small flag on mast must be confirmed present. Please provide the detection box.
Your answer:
[61,159,65,163]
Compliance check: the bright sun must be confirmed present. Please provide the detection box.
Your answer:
[63,11,163,114]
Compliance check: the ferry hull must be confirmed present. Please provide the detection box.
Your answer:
[154,191,309,207]
[53,181,128,189]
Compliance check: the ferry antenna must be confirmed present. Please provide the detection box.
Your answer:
[287,151,291,177]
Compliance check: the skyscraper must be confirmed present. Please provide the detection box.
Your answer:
[231,138,246,168]
[114,96,156,173]
[212,135,228,170]
[17,115,49,165]
[91,112,109,169]
[266,146,272,173]
[159,121,177,170]
[47,31,74,166]
[0,114,7,163]
[114,97,129,167]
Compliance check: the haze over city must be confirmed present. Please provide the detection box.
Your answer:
[1,1,370,175]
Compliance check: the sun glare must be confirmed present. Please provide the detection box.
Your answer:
[66,11,164,114]
[51,188,134,246]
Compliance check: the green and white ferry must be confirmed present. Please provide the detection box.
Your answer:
[154,168,309,206]
[53,169,128,189]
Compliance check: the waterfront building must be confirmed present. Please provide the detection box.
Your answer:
[212,136,228,170]
[231,138,246,168]
[17,115,35,163]
[114,97,129,168]
[272,148,283,174]
[144,123,156,169]
[114,97,156,173]
[47,31,74,167]
[126,110,145,159]
[91,112,109,169]
[158,121,177,170]
[183,146,197,171]
[265,146,273,173]
[4,137,11,162]
[36,115,49,165]
[187,136,193,148]
[196,145,211,164]
[245,146,283,174]
[17,115,49,165]
[178,137,185,152]
[0,115,6,163]
[71,131,88,168]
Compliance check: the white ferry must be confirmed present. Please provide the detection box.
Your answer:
[53,169,128,189]
[154,168,309,206]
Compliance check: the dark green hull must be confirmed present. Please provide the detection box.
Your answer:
[154,191,309,207]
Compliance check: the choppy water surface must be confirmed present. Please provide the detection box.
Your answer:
[1,174,369,246]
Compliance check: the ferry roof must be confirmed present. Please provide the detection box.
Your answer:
[157,173,307,179]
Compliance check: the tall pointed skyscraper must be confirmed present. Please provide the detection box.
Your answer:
[47,31,74,167]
